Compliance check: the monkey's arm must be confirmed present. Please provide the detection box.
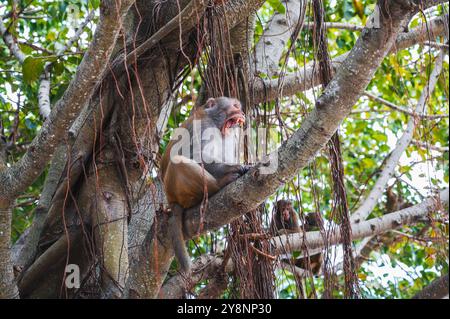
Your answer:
[203,163,250,188]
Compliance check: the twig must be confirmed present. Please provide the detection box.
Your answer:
[18,41,52,54]
[249,244,277,260]
[411,139,449,152]
[364,91,448,120]
[303,21,364,31]
[38,9,96,119]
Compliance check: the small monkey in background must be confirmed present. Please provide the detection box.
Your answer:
[160,97,248,274]
[271,200,323,276]
[386,184,412,213]
[270,200,300,235]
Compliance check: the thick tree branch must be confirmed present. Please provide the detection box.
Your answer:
[159,255,231,299]
[110,0,208,69]
[0,203,19,298]
[12,146,67,269]
[222,0,265,30]
[0,0,135,201]
[302,22,364,31]
[161,187,448,296]
[0,123,19,298]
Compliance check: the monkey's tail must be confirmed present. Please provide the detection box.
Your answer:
[168,204,191,274]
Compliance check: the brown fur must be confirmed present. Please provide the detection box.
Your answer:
[160,97,247,273]
[271,201,323,275]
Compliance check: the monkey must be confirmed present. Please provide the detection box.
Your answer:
[386,184,412,213]
[270,200,323,276]
[270,200,300,235]
[160,96,248,274]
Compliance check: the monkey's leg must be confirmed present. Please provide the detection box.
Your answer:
[164,156,219,274]
[168,203,191,274]
[164,155,220,209]
[295,253,323,276]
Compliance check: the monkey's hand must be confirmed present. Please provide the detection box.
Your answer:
[204,163,251,188]
[239,164,252,176]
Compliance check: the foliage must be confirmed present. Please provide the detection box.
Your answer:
[0,0,448,299]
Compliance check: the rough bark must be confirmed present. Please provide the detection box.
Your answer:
[412,274,449,299]
[0,202,19,298]
[159,255,231,299]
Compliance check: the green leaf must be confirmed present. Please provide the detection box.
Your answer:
[22,56,57,84]
[89,0,101,10]
[267,0,286,14]
[362,157,376,168]
[53,60,64,76]
[373,133,387,142]
[18,43,33,55]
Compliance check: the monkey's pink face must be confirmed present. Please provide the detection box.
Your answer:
[222,102,245,135]
[205,97,246,135]
[282,207,291,221]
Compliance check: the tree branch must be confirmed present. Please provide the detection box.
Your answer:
[271,188,448,254]
[111,0,209,69]
[302,22,365,31]
[412,274,449,299]
[0,14,25,63]
[38,10,96,119]
[253,0,306,76]
[0,202,19,298]
[411,139,449,152]
[364,91,448,120]
[158,255,231,299]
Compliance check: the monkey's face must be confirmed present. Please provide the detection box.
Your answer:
[305,213,320,228]
[205,97,245,135]
[276,200,291,220]
[278,202,292,221]
[282,206,292,221]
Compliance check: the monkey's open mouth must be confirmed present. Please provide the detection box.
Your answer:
[223,113,245,134]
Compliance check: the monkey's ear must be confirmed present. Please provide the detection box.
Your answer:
[205,98,216,108]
